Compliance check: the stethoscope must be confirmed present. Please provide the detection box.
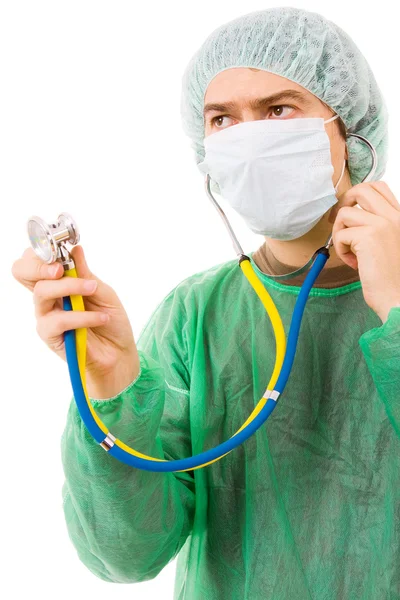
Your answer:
[26,131,377,473]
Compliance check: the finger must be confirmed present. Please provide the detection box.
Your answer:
[36,308,110,342]
[33,276,98,318]
[70,245,96,280]
[332,206,385,238]
[22,247,36,259]
[336,182,397,220]
[367,181,400,212]
[332,225,370,269]
[12,254,63,290]
[70,245,116,306]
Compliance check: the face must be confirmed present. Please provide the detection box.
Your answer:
[203,68,349,193]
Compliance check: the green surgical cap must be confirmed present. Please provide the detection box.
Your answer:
[180,7,389,186]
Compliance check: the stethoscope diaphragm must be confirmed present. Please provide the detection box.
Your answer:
[27,212,80,264]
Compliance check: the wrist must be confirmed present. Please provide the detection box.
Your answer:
[86,356,140,400]
[376,300,400,324]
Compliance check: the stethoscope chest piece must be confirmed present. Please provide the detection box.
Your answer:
[27,212,80,266]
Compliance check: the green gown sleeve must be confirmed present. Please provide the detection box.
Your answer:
[60,286,196,583]
[359,306,400,438]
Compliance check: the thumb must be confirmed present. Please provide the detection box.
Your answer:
[70,244,117,306]
[70,245,95,280]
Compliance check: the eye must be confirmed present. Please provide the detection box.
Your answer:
[269,105,295,118]
[210,115,234,129]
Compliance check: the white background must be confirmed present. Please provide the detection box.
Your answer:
[1,1,398,598]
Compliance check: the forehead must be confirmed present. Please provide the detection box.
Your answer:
[204,67,317,105]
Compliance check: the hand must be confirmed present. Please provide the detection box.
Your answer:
[330,181,400,323]
[12,244,140,398]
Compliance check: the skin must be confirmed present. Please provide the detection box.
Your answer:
[12,245,140,399]
[204,68,400,323]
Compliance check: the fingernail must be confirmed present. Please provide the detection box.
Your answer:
[48,265,59,276]
[84,280,97,292]
[100,313,110,322]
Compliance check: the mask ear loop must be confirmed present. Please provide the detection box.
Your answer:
[324,114,340,124]
[334,158,347,192]
[204,124,379,279]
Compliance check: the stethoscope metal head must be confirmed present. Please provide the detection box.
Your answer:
[27,212,80,266]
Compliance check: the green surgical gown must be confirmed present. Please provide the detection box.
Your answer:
[60,252,400,599]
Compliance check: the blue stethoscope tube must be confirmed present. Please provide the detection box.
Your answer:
[63,249,329,472]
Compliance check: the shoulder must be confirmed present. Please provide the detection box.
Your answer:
[139,257,243,341]
[171,256,240,306]
[136,257,241,348]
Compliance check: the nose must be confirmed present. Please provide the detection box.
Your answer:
[240,109,260,123]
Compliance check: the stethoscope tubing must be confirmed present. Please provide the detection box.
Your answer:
[63,248,328,472]
[31,124,377,472]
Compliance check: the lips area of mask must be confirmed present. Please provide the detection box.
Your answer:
[199,117,339,240]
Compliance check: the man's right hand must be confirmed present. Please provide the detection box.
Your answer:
[11,244,140,398]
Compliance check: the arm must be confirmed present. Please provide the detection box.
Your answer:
[359,306,400,439]
[60,287,195,583]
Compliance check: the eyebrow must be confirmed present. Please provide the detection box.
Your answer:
[203,90,313,117]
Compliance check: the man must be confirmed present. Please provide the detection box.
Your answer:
[59,7,400,599]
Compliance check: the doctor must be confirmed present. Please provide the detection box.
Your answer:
[11,6,400,599]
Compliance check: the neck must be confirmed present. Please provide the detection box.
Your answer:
[264,176,353,269]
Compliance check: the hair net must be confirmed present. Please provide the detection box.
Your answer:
[180,6,389,187]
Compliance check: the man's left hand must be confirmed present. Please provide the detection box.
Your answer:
[330,181,400,324]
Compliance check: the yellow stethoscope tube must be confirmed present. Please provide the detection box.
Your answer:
[65,257,286,472]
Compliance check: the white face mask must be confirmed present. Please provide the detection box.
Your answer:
[198,115,346,241]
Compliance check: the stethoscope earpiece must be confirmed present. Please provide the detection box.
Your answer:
[324,132,378,250]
